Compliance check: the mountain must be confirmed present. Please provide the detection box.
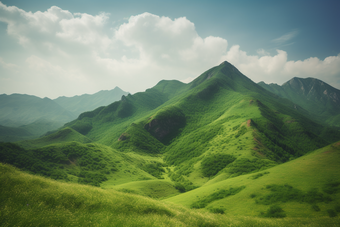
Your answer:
[54,87,129,118]
[0,94,75,127]
[258,77,340,127]
[0,94,76,141]
[1,61,340,224]
[0,87,129,142]
[0,118,64,142]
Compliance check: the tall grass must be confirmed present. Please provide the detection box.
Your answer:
[1,163,340,226]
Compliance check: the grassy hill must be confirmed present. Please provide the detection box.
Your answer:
[1,61,340,225]
[1,162,340,226]
[166,141,340,218]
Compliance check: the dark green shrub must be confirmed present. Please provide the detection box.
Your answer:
[251,171,270,179]
[141,162,165,179]
[327,209,337,217]
[209,208,225,214]
[250,193,256,198]
[255,184,332,205]
[335,204,340,212]
[78,171,107,187]
[311,204,320,212]
[174,183,186,193]
[323,181,340,194]
[228,158,275,177]
[263,205,286,218]
[191,186,245,209]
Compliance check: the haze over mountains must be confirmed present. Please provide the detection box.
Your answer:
[1,61,340,225]
[0,87,129,142]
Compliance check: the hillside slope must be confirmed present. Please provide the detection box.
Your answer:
[1,162,340,226]
[258,77,340,127]
[166,140,340,218]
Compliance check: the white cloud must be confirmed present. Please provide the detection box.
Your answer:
[115,13,227,68]
[0,2,339,99]
[0,57,19,70]
[272,29,299,44]
[257,48,270,56]
[222,46,340,87]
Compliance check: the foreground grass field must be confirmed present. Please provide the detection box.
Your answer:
[1,163,340,227]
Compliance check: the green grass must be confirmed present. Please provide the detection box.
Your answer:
[2,163,340,227]
[111,180,180,199]
[165,141,340,218]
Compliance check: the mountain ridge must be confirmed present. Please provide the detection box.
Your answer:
[0,87,129,142]
[258,77,340,127]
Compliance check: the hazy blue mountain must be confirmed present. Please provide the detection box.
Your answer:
[0,94,76,142]
[0,87,129,142]
[0,118,65,142]
[54,87,129,118]
[258,77,340,126]
[0,94,75,127]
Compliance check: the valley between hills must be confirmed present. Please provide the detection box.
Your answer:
[1,61,340,226]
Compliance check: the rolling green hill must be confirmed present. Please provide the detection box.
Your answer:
[166,140,340,217]
[1,162,340,226]
[1,61,340,225]
[258,77,340,127]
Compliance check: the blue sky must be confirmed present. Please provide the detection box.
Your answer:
[0,0,339,98]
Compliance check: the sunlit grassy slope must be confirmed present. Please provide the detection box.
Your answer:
[1,163,340,227]
[0,141,171,187]
[166,141,340,218]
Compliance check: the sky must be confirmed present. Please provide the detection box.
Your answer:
[0,0,339,99]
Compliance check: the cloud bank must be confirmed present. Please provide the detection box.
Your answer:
[0,2,339,98]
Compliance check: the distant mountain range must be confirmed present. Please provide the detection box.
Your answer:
[258,78,340,127]
[54,87,129,117]
[0,87,129,142]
